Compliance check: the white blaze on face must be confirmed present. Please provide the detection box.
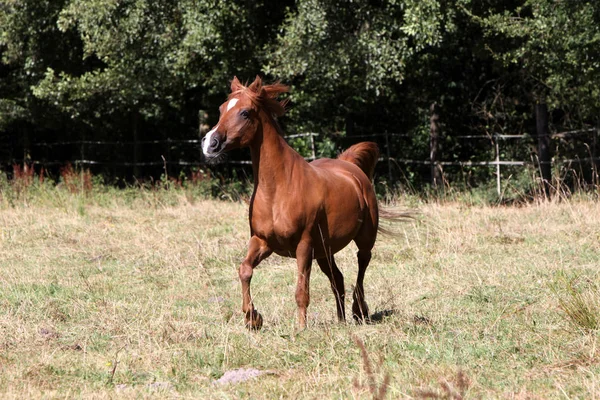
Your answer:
[202,124,219,155]
[226,98,239,112]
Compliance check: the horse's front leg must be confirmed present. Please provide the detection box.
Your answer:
[240,236,272,330]
[295,239,313,329]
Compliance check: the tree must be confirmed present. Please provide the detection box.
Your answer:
[472,0,600,127]
[264,0,450,134]
[0,0,82,161]
[1,0,291,174]
[1,1,599,188]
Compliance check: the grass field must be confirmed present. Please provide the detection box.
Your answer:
[1,184,599,398]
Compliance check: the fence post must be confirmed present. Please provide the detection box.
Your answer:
[593,124,598,186]
[384,131,392,182]
[166,137,172,173]
[132,111,140,178]
[23,131,31,165]
[309,133,316,161]
[430,102,442,188]
[495,136,501,197]
[79,133,85,170]
[536,103,551,196]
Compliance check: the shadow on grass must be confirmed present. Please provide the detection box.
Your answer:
[367,310,433,326]
[368,309,396,323]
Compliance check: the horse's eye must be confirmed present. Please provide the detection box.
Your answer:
[240,110,250,119]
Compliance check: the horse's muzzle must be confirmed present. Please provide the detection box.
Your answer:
[201,130,224,158]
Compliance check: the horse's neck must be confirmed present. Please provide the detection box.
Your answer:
[249,115,304,197]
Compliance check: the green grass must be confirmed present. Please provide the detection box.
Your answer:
[0,182,599,398]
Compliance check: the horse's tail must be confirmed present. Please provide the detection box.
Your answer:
[337,142,379,180]
[339,142,416,234]
[377,207,417,236]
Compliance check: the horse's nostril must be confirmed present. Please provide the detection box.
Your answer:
[210,137,219,149]
[201,137,206,145]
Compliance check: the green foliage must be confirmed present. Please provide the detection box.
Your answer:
[0,0,77,131]
[267,0,447,94]
[1,1,600,190]
[1,0,290,140]
[472,0,600,124]
[32,0,198,120]
[264,0,452,134]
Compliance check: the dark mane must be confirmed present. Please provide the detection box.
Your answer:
[229,76,289,119]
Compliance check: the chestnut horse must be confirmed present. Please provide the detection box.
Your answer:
[202,76,381,329]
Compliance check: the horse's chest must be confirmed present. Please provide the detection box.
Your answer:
[250,201,305,250]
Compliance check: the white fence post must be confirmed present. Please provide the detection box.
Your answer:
[495,136,501,197]
[593,126,598,185]
[309,133,316,160]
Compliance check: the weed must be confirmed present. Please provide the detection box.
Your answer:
[11,163,36,197]
[414,370,471,399]
[551,271,600,332]
[352,335,390,400]
[60,163,93,194]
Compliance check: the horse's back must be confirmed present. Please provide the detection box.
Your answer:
[310,157,367,180]
[308,158,379,253]
[310,158,376,200]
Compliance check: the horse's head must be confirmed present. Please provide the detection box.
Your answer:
[201,76,288,160]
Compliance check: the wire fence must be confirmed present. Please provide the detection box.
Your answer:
[11,126,600,194]
[21,131,598,164]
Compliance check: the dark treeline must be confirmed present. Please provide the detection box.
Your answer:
[1,1,599,189]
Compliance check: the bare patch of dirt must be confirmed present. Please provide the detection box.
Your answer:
[214,368,265,385]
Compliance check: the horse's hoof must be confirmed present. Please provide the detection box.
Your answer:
[352,303,371,324]
[353,313,372,324]
[245,310,263,330]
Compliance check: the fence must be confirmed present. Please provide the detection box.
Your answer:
[10,104,600,194]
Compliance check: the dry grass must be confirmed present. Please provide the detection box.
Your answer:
[0,186,600,398]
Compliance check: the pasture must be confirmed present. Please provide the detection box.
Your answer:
[0,186,599,398]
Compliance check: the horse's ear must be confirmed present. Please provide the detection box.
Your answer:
[231,76,243,93]
[248,75,262,93]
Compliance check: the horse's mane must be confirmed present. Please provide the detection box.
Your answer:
[229,76,289,118]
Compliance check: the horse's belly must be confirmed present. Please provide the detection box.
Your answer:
[250,186,365,259]
[269,228,357,259]
[270,241,351,259]
[311,228,357,258]
[253,225,351,260]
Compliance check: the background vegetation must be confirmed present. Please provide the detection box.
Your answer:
[1,0,599,190]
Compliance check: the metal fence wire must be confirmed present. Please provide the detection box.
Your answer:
[8,127,600,194]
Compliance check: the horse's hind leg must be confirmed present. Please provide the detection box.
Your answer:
[352,249,372,323]
[316,255,346,322]
[353,191,378,323]
[239,235,272,330]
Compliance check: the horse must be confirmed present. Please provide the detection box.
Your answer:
[202,76,384,330]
